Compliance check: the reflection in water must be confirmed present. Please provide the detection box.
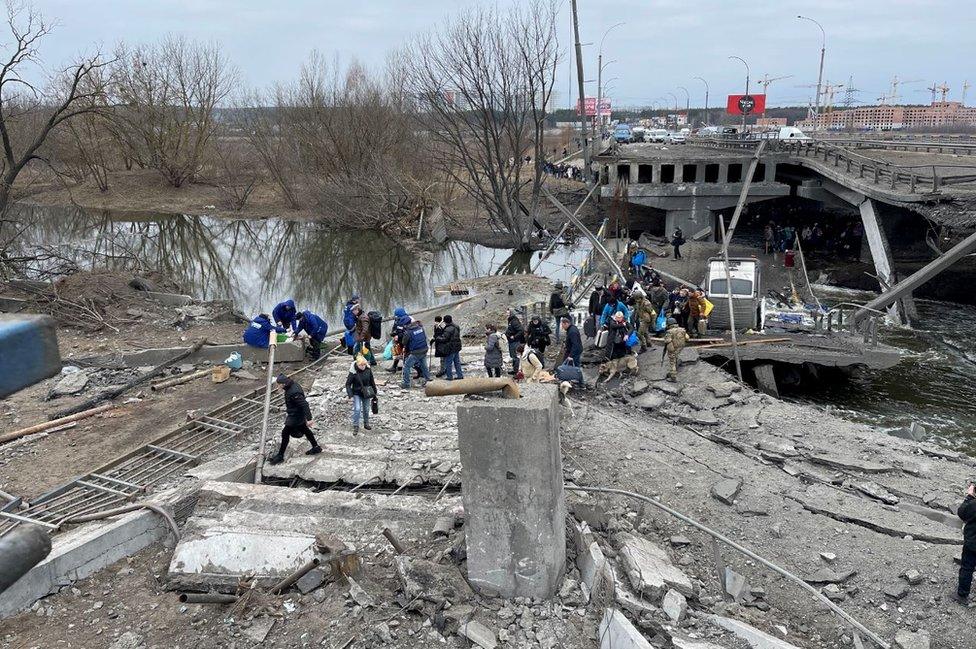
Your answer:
[6,204,582,324]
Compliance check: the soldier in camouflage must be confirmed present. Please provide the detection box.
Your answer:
[663,317,690,382]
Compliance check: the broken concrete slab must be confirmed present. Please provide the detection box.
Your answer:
[724,568,749,602]
[808,453,892,474]
[672,637,727,649]
[662,588,688,622]
[710,478,743,505]
[893,629,930,649]
[707,381,742,398]
[705,615,802,649]
[634,392,666,410]
[614,532,694,601]
[167,481,459,592]
[242,617,276,643]
[458,619,497,649]
[797,484,960,545]
[144,291,193,306]
[599,608,654,649]
[853,481,899,505]
[394,556,473,605]
[804,568,857,585]
[186,447,256,483]
[457,384,566,598]
[48,371,89,398]
[883,581,909,600]
[570,520,615,609]
[630,380,650,396]
[295,568,327,594]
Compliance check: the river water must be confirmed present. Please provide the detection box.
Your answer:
[5,205,975,453]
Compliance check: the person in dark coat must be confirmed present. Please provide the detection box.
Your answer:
[268,374,320,464]
[559,317,583,368]
[955,483,976,604]
[588,286,605,317]
[526,315,552,358]
[432,316,447,377]
[435,315,464,380]
[345,356,377,433]
[342,294,361,354]
[243,313,284,349]
[295,310,329,360]
[549,282,569,343]
[272,299,299,333]
[398,318,430,388]
[672,227,685,259]
[505,309,526,374]
[649,279,669,318]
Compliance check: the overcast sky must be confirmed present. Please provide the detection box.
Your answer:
[28,0,975,109]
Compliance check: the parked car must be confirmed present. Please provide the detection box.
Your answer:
[613,124,633,143]
[667,132,687,144]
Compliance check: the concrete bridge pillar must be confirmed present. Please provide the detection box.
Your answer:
[859,198,916,325]
[666,207,712,240]
[651,164,661,184]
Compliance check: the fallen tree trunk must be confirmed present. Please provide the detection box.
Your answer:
[51,339,207,419]
[150,368,212,391]
[424,377,520,399]
[0,403,116,445]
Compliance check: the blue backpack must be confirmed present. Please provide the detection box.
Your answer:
[632,250,646,267]
[626,330,640,348]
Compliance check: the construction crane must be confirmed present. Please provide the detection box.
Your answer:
[758,73,794,117]
[963,80,971,107]
[924,83,939,104]
[889,75,923,103]
[937,82,951,103]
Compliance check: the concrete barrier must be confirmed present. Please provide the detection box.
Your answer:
[0,314,61,399]
[456,383,566,599]
[121,340,305,367]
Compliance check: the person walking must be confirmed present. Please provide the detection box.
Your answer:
[663,317,690,382]
[398,318,431,388]
[559,317,583,368]
[342,294,361,355]
[505,309,526,375]
[549,282,569,343]
[268,374,320,464]
[687,290,705,338]
[649,279,669,323]
[438,315,464,380]
[633,293,656,351]
[353,306,375,365]
[345,355,377,434]
[671,227,686,260]
[432,316,447,378]
[484,324,504,377]
[243,313,284,349]
[294,310,329,360]
[526,315,552,359]
[955,482,976,605]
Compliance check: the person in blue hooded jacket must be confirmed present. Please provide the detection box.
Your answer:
[342,294,361,354]
[295,310,329,360]
[243,313,284,349]
[388,307,412,374]
[599,297,631,327]
[272,299,299,333]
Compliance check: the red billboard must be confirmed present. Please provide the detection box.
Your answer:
[726,94,766,115]
[576,97,612,117]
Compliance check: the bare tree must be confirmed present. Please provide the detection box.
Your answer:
[0,1,110,214]
[401,0,560,249]
[209,136,260,211]
[111,35,236,187]
[236,88,302,209]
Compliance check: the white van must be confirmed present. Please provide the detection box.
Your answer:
[755,126,811,141]
[704,257,761,330]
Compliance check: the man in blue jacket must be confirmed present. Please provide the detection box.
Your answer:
[272,299,299,333]
[955,482,976,605]
[295,310,329,360]
[398,318,430,388]
[243,313,284,349]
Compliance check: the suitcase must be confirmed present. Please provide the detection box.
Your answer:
[583,314,596,338]
[595,328,609,348]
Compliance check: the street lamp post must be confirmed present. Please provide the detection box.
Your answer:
[729,55,750,136]
[797,15,825,135]
[595,22,625,140]
[694,76,709,126]
[678,86,690,126]
[666,92,679,129]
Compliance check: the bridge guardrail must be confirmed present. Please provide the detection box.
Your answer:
[692,137,976,194]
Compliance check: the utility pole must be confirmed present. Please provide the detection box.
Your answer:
[729,56,750,135]
[694,76,709,126]
[797,15,825,135]
[678,86,690,125]
[757,74,793,118]
[963,80,971,107]
[570,0,591,185]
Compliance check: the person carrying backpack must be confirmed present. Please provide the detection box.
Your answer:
[549,283,569,343]
[342,294,361,354]
[505,309,526,375]
[437,315,464,380]
[398,318,430,388]
[526,315,552,359]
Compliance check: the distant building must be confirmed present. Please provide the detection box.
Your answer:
[797,101,976,131]
[756,117,787,127]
